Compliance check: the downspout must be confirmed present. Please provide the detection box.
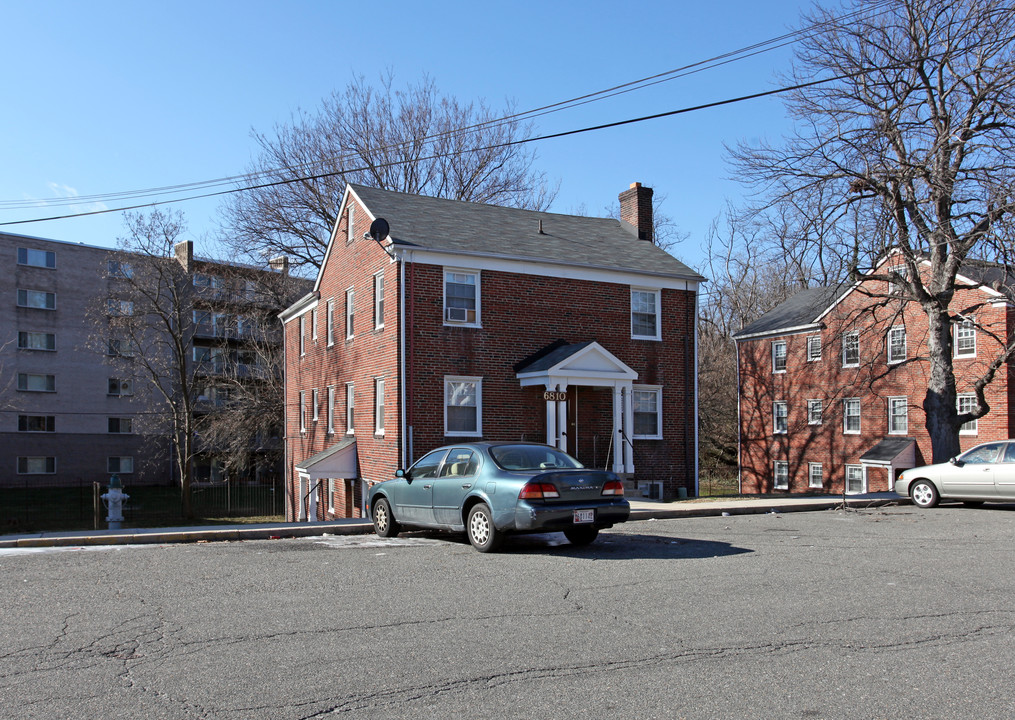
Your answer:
[399,251,407,469]
[280,313,292,522]
[735,337,742,493]
[693,284,700,498]
[408,252,415,464]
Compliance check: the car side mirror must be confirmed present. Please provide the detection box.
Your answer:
[395,468,406,478]
[948,457,960,466]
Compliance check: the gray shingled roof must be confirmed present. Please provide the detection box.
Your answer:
[733,285,843,339]
[860,437,916,463]
[515,341,594,374]
[349,184,705,281]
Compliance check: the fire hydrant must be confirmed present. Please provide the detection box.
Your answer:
[101,474,129,530]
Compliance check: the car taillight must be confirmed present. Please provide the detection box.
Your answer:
[519,482,561,499]
[601,480,625,496]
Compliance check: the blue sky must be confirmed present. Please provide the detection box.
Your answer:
[0,0,807,274]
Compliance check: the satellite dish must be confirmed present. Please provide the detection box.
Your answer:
[369,218,390,242]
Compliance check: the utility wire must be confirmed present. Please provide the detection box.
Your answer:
[0,66,895,228]
[0,1,894,215]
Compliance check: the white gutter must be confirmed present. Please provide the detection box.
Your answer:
[735,337,742,494]
[399,251,407,469]
[732,323,823,342]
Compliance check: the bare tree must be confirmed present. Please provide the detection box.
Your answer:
[97,210,199,516]
[221,73,557,272]
[730,0,1015,462]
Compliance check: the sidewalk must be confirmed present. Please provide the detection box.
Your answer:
[0,492,903,549]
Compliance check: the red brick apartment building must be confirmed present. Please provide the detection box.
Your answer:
[280,183,705,520]
[734,256,1015,495]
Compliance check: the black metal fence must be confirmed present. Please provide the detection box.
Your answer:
[0,479,284,535]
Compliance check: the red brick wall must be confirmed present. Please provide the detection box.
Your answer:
[402,262,697,498]
[738,276,1012,494]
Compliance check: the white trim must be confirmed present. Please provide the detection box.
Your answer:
[311,388,319,423]
[345,382,355,435]
[958,393,978,435]
[842,331,860,368]
[345,287,355,340]
[887,326,906,364]
[808,462,823,489]
[774,461,789,490]
[631,287,662,341]
[733,323,823,341]
[375,378,385,436]
[443,268,481,328]
[843,398,861,434]
[444,376,482,437]
[773,401,788,434]
[373,271,385,330]
[954,318,976,358]
[887,396,908,434]
[771,340,787,373]
[393,246,702,290]
[632,385,663,440]
[327,386,335,435]
[326,298,335,346]
[806,335,822,361]
[299,391,307,433]
[845,464,866,495]
[807,399,823,425]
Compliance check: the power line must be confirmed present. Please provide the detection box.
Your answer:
[0,68,881,228]
[0,1,895,217]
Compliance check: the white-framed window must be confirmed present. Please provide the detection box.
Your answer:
[108,378,133,396]
[631,288,661,340]
[374,272,385,330]
[312,388,319,422]
[107,299,134,317]
[107,259,133,278]
[843,398,861,434]
[958,393,978,435]
[327,386,335,435]
[845,465,865,494]
[108,417,133,434]
[346,383,355,434]
[887,326,906,364]
[808,463,823,489]
[18,331,55,351]
[633,386,663,439]
[18,415,55,432]
[774,461,789,490]
[772,340,787,373]
[889,264,909,295]
[773,401,788,434]
[327,478,336,514]
[807,336,822,362]
[17,456,55,474]
[955,319,976,357]
[311,308,318,343]
[888,397,908,434]
[18,247,56,268]
[17,288,56,310]
[18,373,55,392]
[299,391,306,433]
[375,378,385,435]
[299,315,306,356]
[807,399,823,425]
[345,288,355,339]
[842,331,859,367]
[347,205,356,244]
[445,269,480,326]
[445,376,482,436]
[326,299,335,346]
[108,456,134,474]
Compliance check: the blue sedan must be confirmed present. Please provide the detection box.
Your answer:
[367,442,630,552]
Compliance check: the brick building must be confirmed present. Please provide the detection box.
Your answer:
[734,255,1015,495]
[280,182,705,521]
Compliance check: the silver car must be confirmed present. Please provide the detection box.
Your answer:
[895,440,1015,508]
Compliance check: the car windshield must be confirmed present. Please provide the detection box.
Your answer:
[489,445,584,471]
[960,443,1004,464]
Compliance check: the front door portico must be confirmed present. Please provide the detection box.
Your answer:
[516,341,638,474]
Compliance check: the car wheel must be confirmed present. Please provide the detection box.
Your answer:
[910,480,939,509]
[372,498,400,538]
[466,503,502,552]
[563,527,599,546]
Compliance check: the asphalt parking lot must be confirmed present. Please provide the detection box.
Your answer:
[3,504,1015,719]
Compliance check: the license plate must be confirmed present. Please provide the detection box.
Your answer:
[573,509,594,524]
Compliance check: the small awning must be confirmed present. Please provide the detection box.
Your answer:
[296,438,358,480]
[859,437,917,467]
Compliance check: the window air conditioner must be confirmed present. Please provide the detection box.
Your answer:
[446,307,468,322]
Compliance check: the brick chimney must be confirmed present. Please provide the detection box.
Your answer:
[619,182,654,242]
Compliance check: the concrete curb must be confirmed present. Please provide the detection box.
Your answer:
[0,494,904,549]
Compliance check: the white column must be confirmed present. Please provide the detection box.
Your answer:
[545,385,557,447]
[622,382,635,474]
[556,383,568,451]
[612,384,623,474]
